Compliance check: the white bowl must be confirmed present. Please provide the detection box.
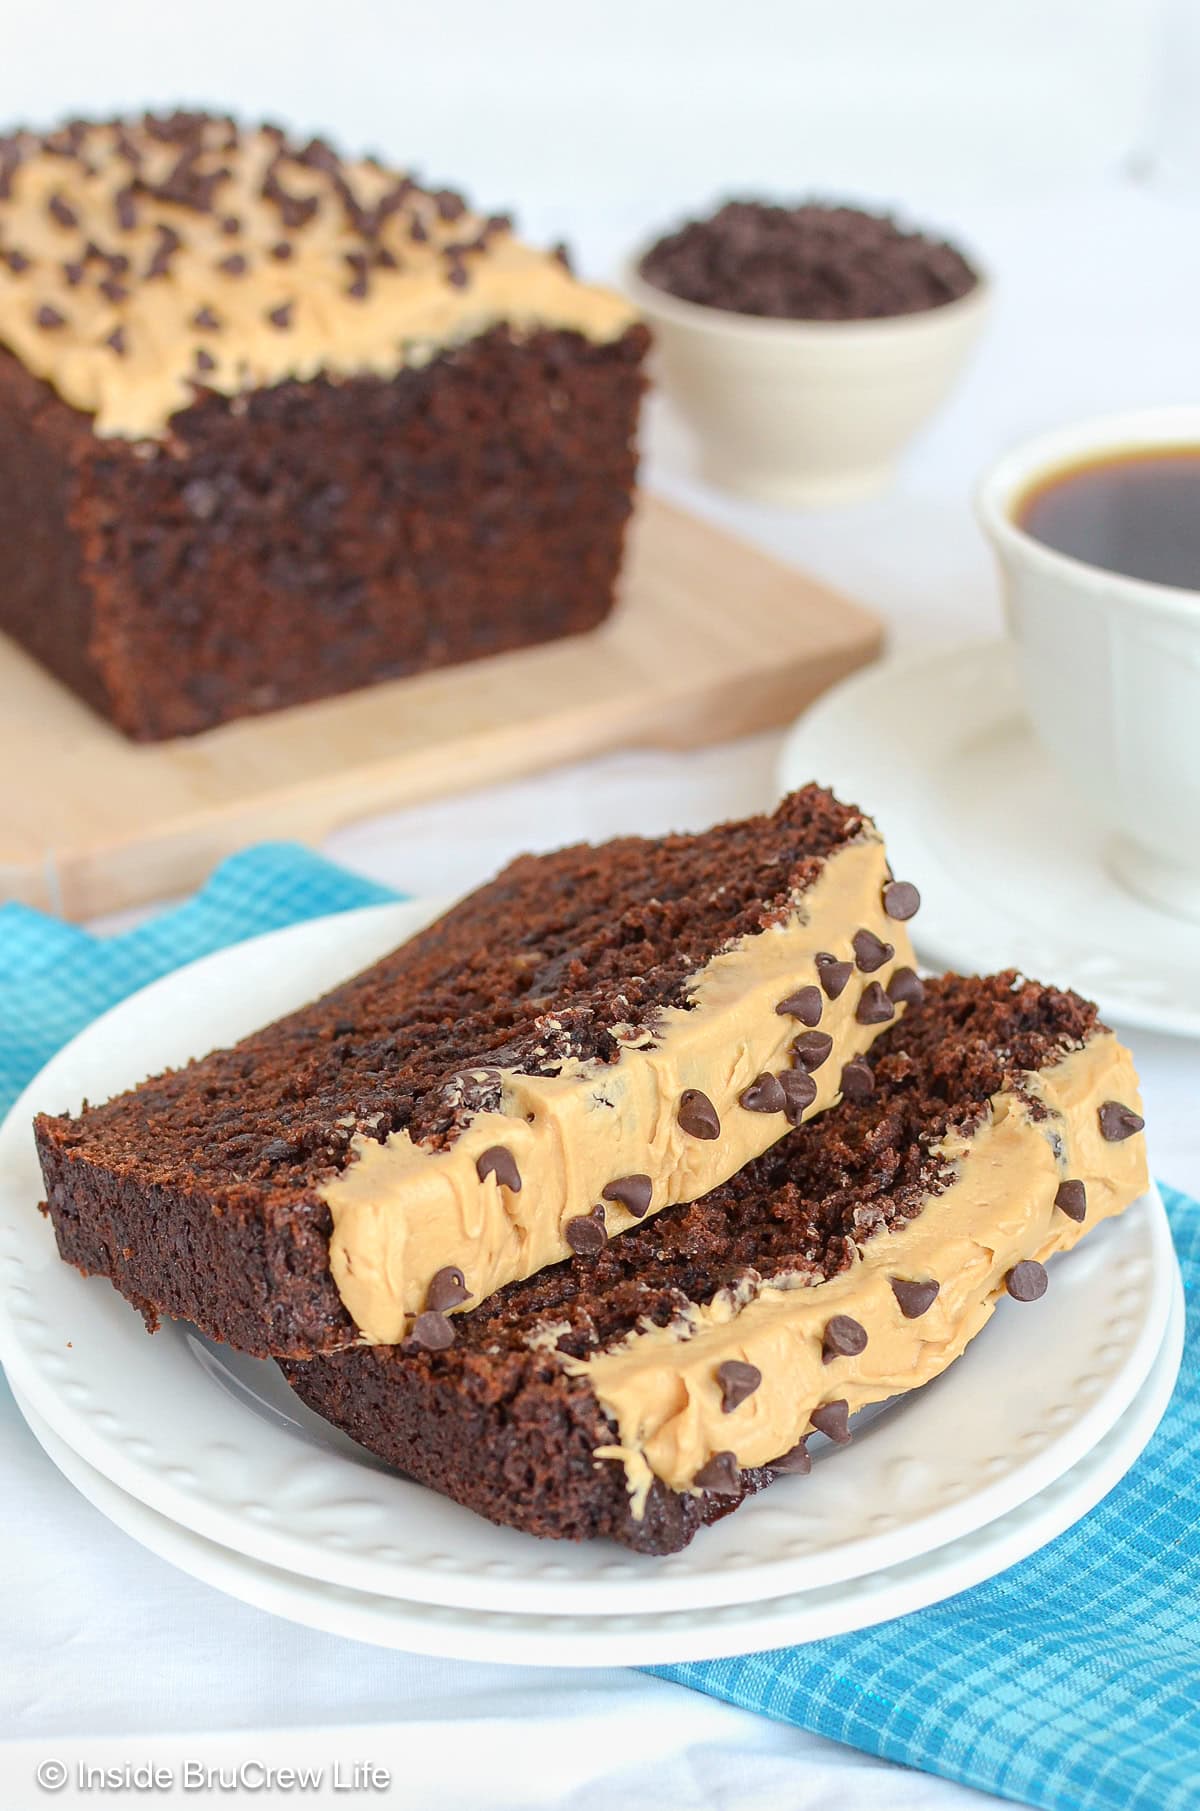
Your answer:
[977,405,1200,923]
[625,257,989,507]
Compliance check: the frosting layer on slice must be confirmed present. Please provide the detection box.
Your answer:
[323,832,915,1342]
[571,1030,1148,1515]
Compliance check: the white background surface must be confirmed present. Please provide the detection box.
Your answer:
[3,4,1199,1806]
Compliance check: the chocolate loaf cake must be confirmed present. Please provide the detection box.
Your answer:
[37,787,919,1357]
[282,973,1149,1554]
[0,112,647,739]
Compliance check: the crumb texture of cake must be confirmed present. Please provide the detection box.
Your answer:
[37,788,914,1355]
[0,112,647,737]
[282,973,1148,1552]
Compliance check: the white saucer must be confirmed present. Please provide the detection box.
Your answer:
[778,639,1200,1038]
[0,902,1179,1618]
[10,1269,1182,1666]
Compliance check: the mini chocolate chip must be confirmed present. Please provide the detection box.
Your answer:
[882,880,921,920]
[839,1059,875,1102]
[348,274,369,298]
[5,249,30,273]
[267,301,293,329]
[35,304,65,329]
[602,1174,653,1218]
[62,260,85,287]
[1099,1101,1145,1142]
[192,306,220,330]
[476,1146,521,1191]
[552,241,573,272]
[792,1031,833,1071]
[271,240,294,260]
[219,253,248,275]
[739,1072,786,1114]
[890,1277,940,1318]
[716,1359,761,1412]
[104,325,127,357]
[776,985,822,1026]
[853,928,895,973]
[810,1400,851,1444]
[194,348,216,373]
[220,214,240,235]
[887,967,926,1007]
[822,1314,868,1363]
[770,1440,811,1475]
[693,1450,740,1494]
[115,186,138,230]
[779,1068,817,1125]
[856,982,895,1025]
[48,192,77,229]
[1006,1259,1048,1302]
[426,1265,471,1313]
[98,277,128,303]
[815,952,853,999]
[1054,1180,1087,1224]
[565,1206,607,1256]
[409,213,429,244]
[678,1088,720,1140]
[411,1309,455,1351]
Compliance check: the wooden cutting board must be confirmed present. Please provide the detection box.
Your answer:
[0,494,882,919]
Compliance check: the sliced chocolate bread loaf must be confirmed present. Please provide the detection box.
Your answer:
[36,786,917,1356]
[282,973,1148,1554]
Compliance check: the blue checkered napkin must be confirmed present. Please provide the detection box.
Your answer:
[0,842,398,1119]
[657,1185,1200,1811]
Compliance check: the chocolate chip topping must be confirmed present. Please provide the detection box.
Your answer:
[693,1450,741,1494]
[192,305,220,330]
[476,1146,522,1192]
[48,191,78,229]
[1099,1101,1145,1142]
[776,985,823,1026]
[778,1068,817,1126]
[411,1309,455,1351]
[792,1031,834,1071]
[219,252,248,275]
[822,1313,868,1363]
[1006,1259,1048,1302]
[769,1440,812,1475]
[266,301,293,329]
[890,1276,940,1319]
[104,325,127,356]
[882,880,921,920]
[426,1265,472,1313]
[853,928,895,973]
[193,348,216,374]
[1054,1180,1087,1224]
[739,1072,787,1114]
[601,1175,653,1219]
[815,952,853,999]
[839,1058,875,1102]
[35,303,66,329]
[678,1088,721,1140]
[887,967,926,1007]
[810,1399,851,1444]
[565,1205,607,1256]
[716,1359,762,1413]
[856,981,895,1025]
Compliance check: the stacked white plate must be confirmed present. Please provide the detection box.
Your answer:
[0,899,1184,1666]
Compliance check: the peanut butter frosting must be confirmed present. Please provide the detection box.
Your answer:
[568,1031,1148,1517]
[0,113,637,438]
[322,834,917,1344]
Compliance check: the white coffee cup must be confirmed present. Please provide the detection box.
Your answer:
[977,406,1200,922]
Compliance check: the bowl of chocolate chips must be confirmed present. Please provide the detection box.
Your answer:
[627,199,987,505]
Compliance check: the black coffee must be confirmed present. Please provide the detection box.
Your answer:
[1016,448,1200,592]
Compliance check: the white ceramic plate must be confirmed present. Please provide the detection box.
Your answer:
[10,1272,1183,1665]
[778,638,1200,1038]
[0,903,1178,1616]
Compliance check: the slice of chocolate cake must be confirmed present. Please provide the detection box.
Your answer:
[0,112,647,738]
[282,973,1148,1554]
[36,786,918,1357]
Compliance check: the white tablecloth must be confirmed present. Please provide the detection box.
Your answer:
[4,181,1198,1810]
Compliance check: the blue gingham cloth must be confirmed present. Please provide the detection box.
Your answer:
[1,845,1196,1811]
